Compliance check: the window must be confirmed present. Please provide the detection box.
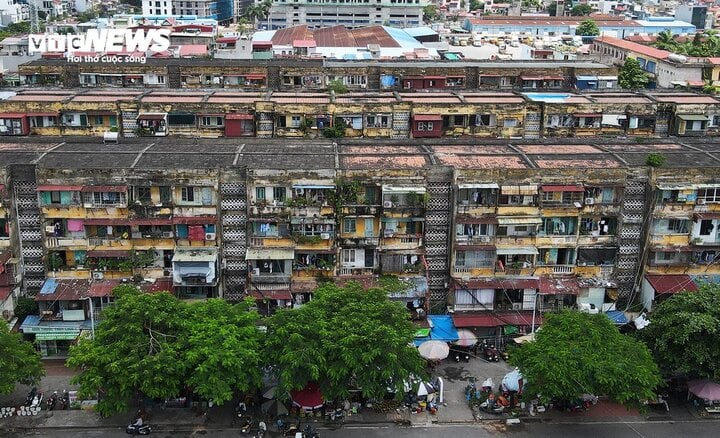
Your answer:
[700,220,715,236]
[181,186,195,202]
[136,186,151,203]
[474,114,496,127]
[417,122,433,131]
[255,187,266,200]
[503,118,518,128]
[273,187,286,202]
[366,115,390,128]
[291,116,302,128]
[344,218,357,233]
[342,249,356,264]
[698,188,720,203]
[94,115,104,125]
[159,186,171,203]
[201,116,223,127]
[168,113,196,126]
[50,191,61,204]
[668,219,689,233]
[277,116,287,128]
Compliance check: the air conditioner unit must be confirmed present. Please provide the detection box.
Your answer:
[205,232,216,241]
[584,198,595,205]
[320,232,331,240]
[479,236,490,243]
[162,231,174,238]
[92,271,104,280]
[45,226,55,234]
[383,200,393,208]
[697,199,707,205]
[253,267,260,275]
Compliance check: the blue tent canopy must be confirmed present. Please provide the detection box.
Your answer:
[605,310,628,325]
[413,315,459,346]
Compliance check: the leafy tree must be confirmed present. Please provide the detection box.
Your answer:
[654,30,677,51]
[14,296,38,321]
[547,1,558,16]
[469,0,483,11]
[0,323,44,394]
[264,281,426,402]
[510,311,661,408]
[570,4,593,16]
[645,153,666,167]
[67,287,262,415]
[575,19,599,37]
[183,299,263,406]
[327,79,348,94]
[423,5,441,23]
[618,58,649,89]
[638,283,720,380]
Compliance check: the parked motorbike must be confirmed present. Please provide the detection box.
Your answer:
[30,390,43,409]
[25,387,37,407]
[239,416,252,434]
[499,347,510,361]
[59,390,69,410]
[481,340,499,362]
[46,391,58,411]
[281,420,301,436]
[303,424,320,438]
[126,422,152,435]
[256,420,267,438]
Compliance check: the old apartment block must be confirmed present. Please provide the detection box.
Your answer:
[4,85,720,140]
[1,137,719,352]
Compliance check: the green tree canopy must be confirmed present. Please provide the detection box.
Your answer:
[570,4,593,16]
[638,283,720,380]
[469,0,483,11]
[263,281,426,401]
[510,311,661,408]
[547,1,558,16]
[0,322,44,394]
[618,58,649,89]
[67,287,262,416]
[423,5,441,23]
[575,19,599,36]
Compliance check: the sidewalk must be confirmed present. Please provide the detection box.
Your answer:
[3,358,720,432]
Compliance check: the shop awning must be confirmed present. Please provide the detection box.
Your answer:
[453,311,542,328]
[428,314,459,342]
[497,217,542,226]
[36,185,83,191]
[645,274,698,295]
[0,112,26,118]
[225,113,254,120]
[458,183,499,189]
[244,74,266,80]
[129,218,173,225]
[496,247,538,255]
[86,110,116,116]
[413,114,443,121]
[245,247,294,260]
[694,212,720,220]
[501,185,537,195]
[88,280,120,297]
[677,114,709,121]
[86,250,130,258]
[541,185,584,192]
[573,113,601,118]
[81,185,127,192]
[538,277,580,295]
[27,112,58,117]
[172,216,216,224]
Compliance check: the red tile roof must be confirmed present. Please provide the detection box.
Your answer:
[453,311,542,328]
[538,277,580,295]
[595,36,671,60]
[645,274,698,295]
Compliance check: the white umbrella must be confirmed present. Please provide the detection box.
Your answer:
[501,368,524,392]
[453,329,478,347]
[417,382,436,397]
[513,333,536,344]
[418,340,450,361]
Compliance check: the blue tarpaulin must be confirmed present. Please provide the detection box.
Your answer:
[413,315,459,346]
[605,310,628,325]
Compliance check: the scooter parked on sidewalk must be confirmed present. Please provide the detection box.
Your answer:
[481,340,500,362]
[126,423,152,435]
[303,424,320,438]
[25,387,37,407]
[46,391,57,411]
[59,390,69,410]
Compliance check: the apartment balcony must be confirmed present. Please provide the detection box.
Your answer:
[380,235,423,250]
[41,205,86,218]
[87,237,132,249]
[650,234,691,246]
[342,205,379,216]
[85,207,129,218]
[291,205,335,217]
[535,234,578,247]
[452,266,495,277]
[45,268,92,280]
[455,235,495,246]
[581,203,621,216]
[248,236,293,247]
[337,267,376,276]
[249,271,292,284]
[456,204,496,215]
[131,235,176,250]
[249,204,290,216]
[494,235,536,246]
[45,237,89,249]
[0,239,10,248]
[653,203,694,218]
[494,267,534,276]
[293,268,334,279]
[496,206,540,216]
[577,234,617,246]
[534,264,576,276]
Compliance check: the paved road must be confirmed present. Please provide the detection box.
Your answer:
[9,421,720,438]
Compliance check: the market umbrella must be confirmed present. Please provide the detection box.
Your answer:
[688,379,720,401]
[291,382,324,411]
[261,385,277,400]
[416,382,436,397]
[453,329,478,347]
[513,333,536,344]
[418,340,450,361]
[261,399,289,417]
[501,368,524,393]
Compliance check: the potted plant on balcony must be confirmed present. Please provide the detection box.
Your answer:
[47,252,64,272]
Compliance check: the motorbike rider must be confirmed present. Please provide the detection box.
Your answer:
[133,410,144,427]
